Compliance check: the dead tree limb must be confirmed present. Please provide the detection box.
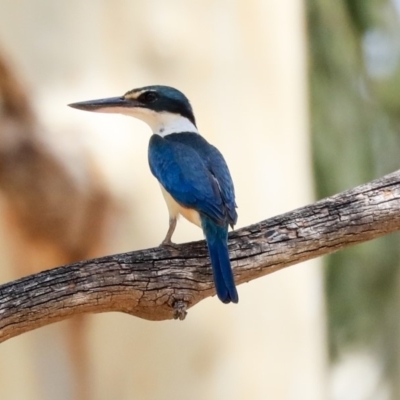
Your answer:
[1,169,400,343]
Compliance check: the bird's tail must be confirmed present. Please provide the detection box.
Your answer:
[201,216,238,304]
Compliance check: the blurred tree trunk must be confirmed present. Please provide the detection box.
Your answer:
[0,49,114,400]
[308,0,400,397]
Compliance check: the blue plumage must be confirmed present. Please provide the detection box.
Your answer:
[149,132,239,303]
[201,216,238,303]
[165,133,237,226]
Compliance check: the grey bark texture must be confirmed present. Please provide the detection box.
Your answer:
[1,169,400,343]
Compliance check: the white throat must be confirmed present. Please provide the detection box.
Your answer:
[97,106,198,136]
[150,111,198,137]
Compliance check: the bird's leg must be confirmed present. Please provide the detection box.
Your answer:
[161,217,178,248]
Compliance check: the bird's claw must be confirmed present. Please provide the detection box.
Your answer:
[160,240,180,249]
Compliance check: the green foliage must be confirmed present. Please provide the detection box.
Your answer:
[307,0,400,366]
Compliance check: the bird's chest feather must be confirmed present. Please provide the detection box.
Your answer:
[159,185,201,227]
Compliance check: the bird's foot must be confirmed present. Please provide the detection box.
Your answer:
[160,239,180,249]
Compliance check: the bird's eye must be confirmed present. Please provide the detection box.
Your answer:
[139,91,159,103]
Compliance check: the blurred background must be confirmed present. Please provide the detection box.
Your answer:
[0,1,398,399]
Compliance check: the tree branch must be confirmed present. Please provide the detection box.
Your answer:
[1,169,400,342]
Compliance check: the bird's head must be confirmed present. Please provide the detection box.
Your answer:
[69,85,197,136]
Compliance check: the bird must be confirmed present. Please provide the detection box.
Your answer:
[69,85,238,304]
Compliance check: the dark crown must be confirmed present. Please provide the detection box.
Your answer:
[124,85,196,126]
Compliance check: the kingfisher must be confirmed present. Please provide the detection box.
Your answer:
[69,85,238,304]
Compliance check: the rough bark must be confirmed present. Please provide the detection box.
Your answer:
[1,169,400,343]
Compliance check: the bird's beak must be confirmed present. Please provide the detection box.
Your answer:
[68,96,140,114]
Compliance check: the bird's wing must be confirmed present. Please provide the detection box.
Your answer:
[164,133,237,226]
[148,135,227,224]
[207,144,238,226]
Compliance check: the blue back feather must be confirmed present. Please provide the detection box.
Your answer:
[148,132,239,303]
[148,133,237,226]
[165,133,237,226]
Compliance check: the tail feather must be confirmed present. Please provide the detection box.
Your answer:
[201,216,239,304]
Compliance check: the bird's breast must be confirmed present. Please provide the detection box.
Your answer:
[160,185,201,227]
